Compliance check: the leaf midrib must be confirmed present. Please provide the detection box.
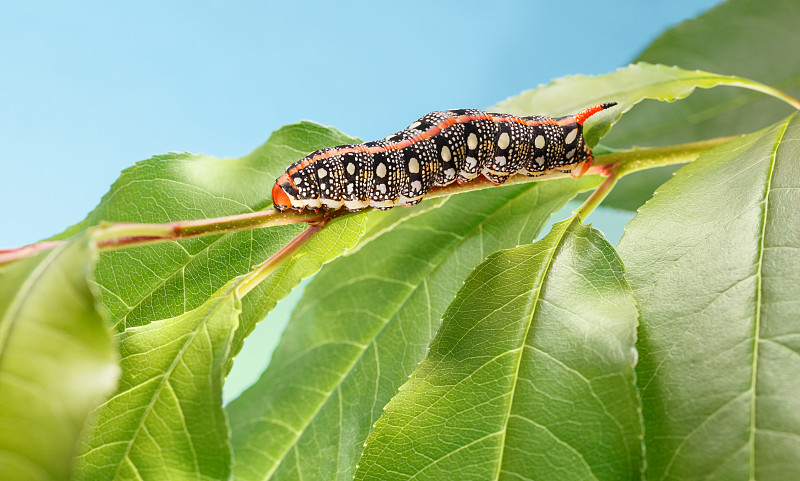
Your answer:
[109,227,255,331]
[491,217,593,481]
[746,113,789,480]
[655,117,793,480]
[103,281,238,480]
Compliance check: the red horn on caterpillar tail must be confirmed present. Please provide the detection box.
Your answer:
[567,102,618,125]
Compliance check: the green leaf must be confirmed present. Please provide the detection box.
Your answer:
[75,277,242,481]
[355,197,448,252]
[602,0,800,210]
[356,218,641,481]
[0,235,118,481]
[492,62,796,149]
[617,114,800,479]
[53,122,366,362]
[226,176,600,481]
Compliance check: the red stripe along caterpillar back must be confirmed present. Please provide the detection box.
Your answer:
[272,102,616,212]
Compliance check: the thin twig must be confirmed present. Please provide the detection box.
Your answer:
[574,164,621,220]
[236,220,330,297]
[0,241,63,264]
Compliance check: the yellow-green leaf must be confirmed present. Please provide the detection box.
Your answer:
[0,236,118,481]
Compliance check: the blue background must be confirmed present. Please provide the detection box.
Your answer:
[0,0,720,401]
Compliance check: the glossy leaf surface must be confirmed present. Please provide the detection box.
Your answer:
[618,114,800,479]
[356,218,641,480]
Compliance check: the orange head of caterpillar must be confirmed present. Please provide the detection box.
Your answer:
[272,173,296,211]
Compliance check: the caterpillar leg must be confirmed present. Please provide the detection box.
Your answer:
[370,200,396,210]
[399,195,422,207]
[457,172,479,184]
[342,199,370,211]
[570,160,591,178]
[518,167,545,178]
[481,167,511,185]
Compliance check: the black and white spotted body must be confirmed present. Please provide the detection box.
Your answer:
[272,103,615,211]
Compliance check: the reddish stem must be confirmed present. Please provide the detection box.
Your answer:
[0,241,64,265]
[237,219,330,296]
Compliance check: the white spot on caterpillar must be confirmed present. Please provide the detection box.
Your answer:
[566,148,576,160]
[466,156,477,169]
[565,128,578,144]
[293,177,302,185]
[347,183,354,194]
[497,132,510,150]
[347,163,355,175]
[377,184,386,193]
[495,156,506,166]
[441,145,452,162]
[534,135,545,149]
[408,121,421,130]
[411,180,422,191]
[467,133,478,150]
[320,183,326,190]
[317,167,327,179]
[408,157,420,174]
[535,156,545,165]
[445,168,455,178]
[376,163,387,178]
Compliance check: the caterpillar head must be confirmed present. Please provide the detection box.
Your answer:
[272,173,298,211]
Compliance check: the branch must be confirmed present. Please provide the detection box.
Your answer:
[236,220,330,297]
[574,173,621,221]
[0,136,736,267]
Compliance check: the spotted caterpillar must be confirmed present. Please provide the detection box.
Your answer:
[272,102,615,211]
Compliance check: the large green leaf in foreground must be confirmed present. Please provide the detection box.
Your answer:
[226,176,600,481]
[356,218,641,480]
[56,122,366,362]
[602,0,800,210]
[0,236,118,481]
[75,278,242,481]
[618,114,800,479]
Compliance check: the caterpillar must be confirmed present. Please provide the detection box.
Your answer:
[272,102,615,212]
